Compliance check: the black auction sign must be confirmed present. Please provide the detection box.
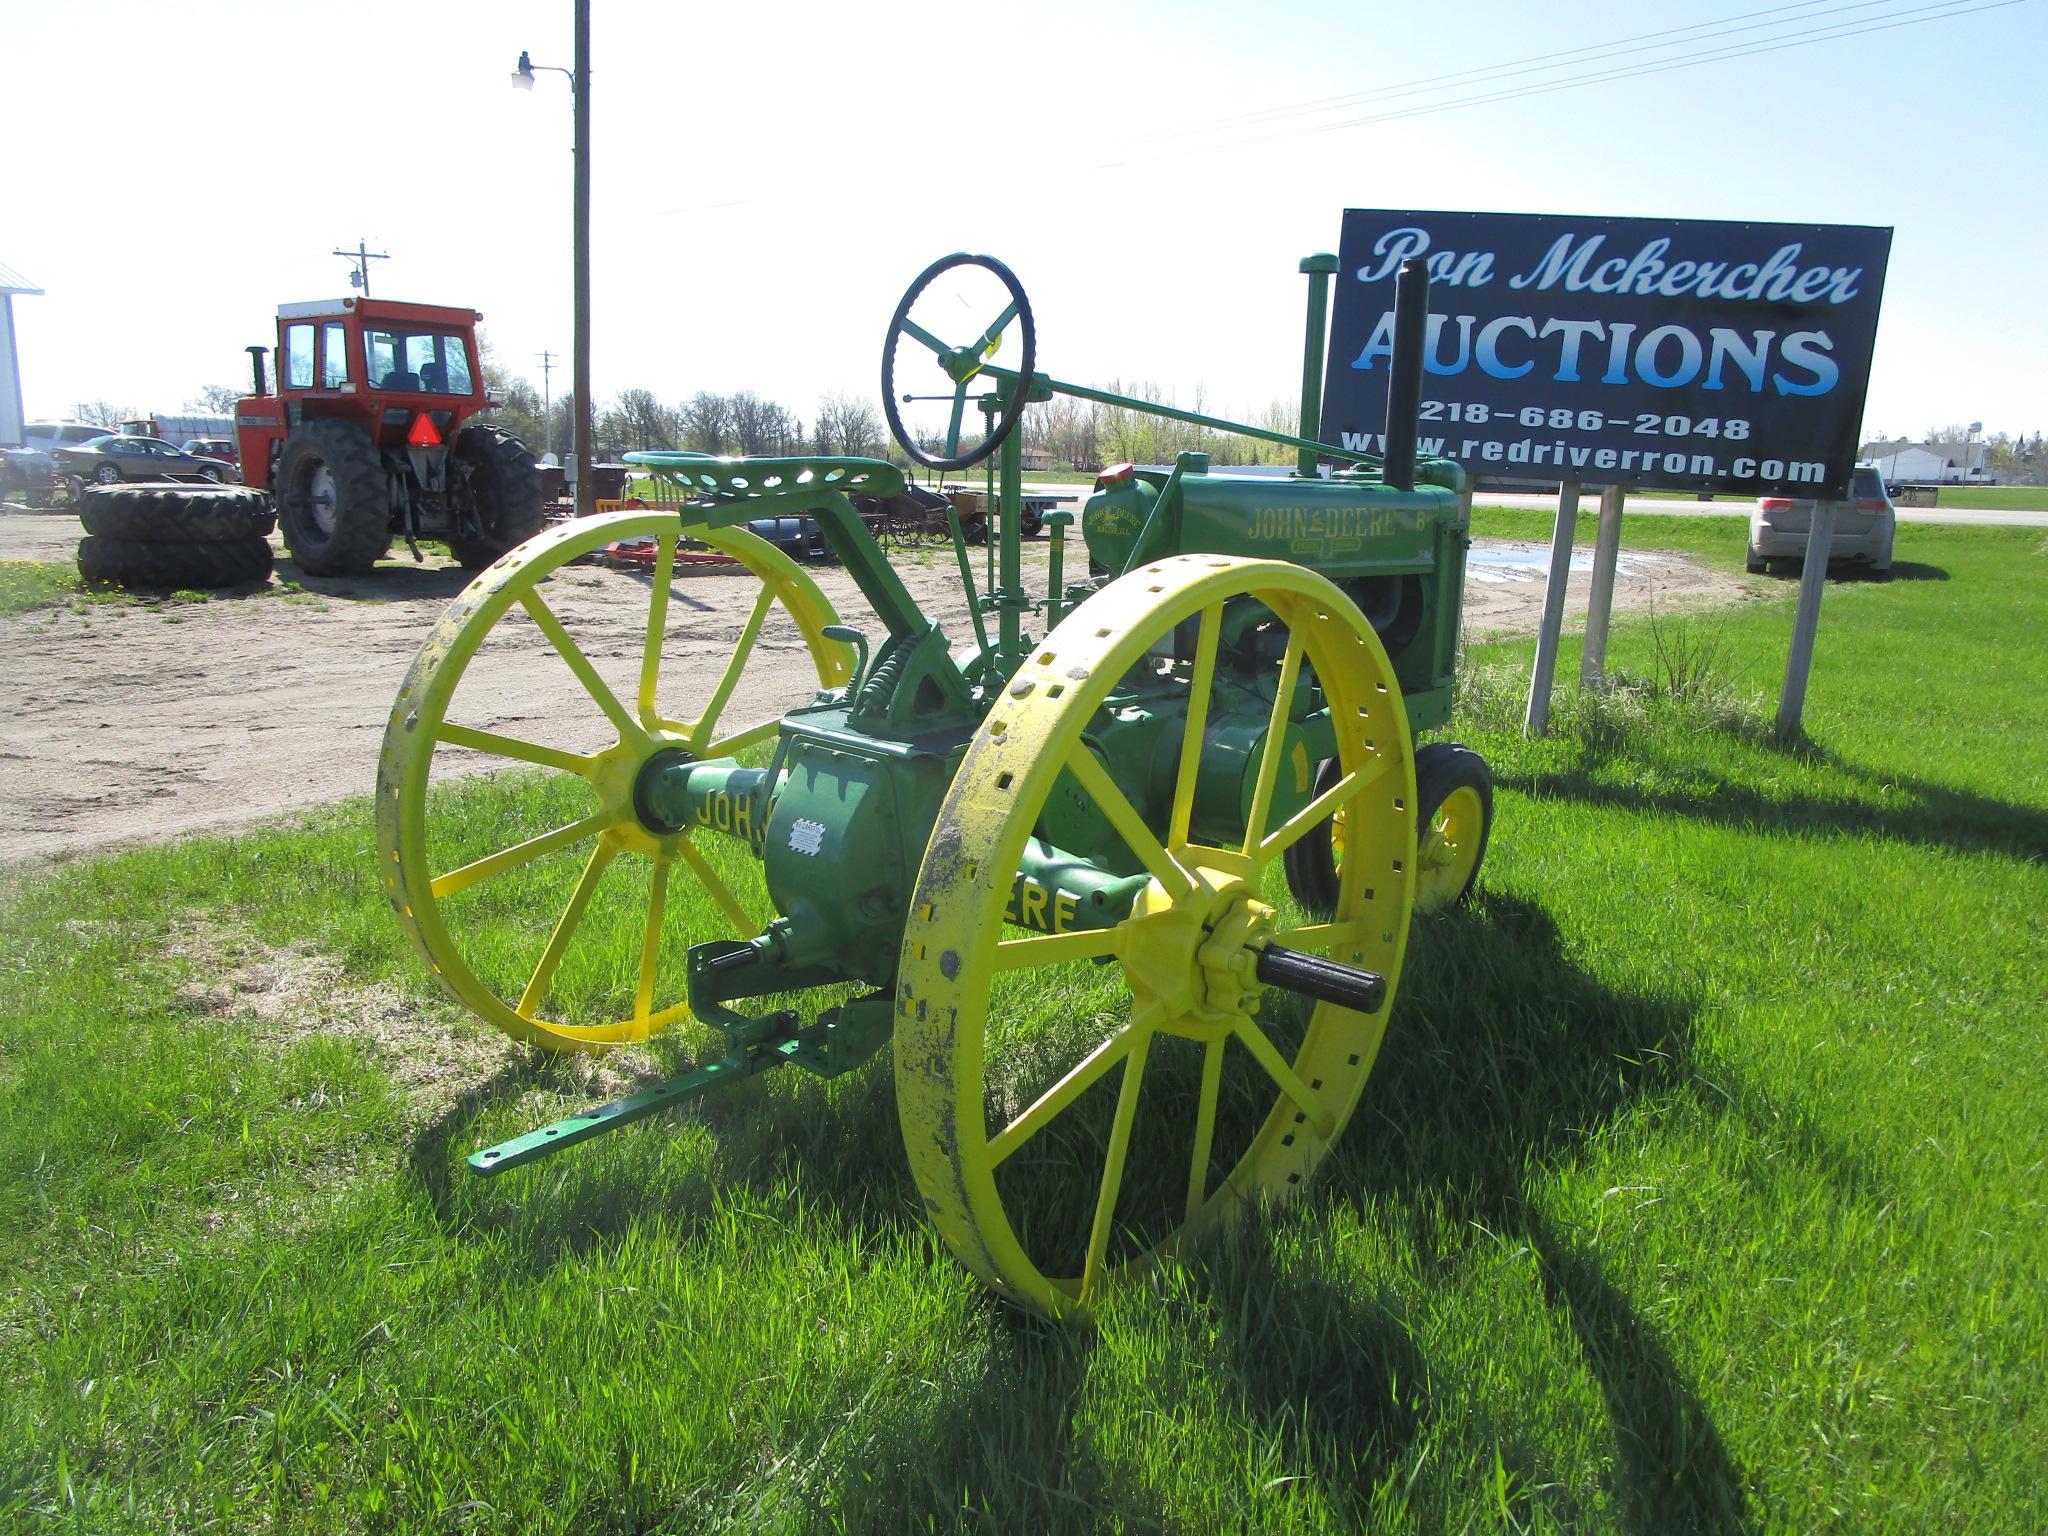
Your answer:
[1321,209,1892,500]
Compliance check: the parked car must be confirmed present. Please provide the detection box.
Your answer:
[1748,463,1895,575]
[743,513,831,562]
[1,445,62,507]
[181,436,241,470]
[23,421,116,457]
[52,434,235,486]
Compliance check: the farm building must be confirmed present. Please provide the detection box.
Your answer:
[0,257,42,448]
[1862,439,1991,484]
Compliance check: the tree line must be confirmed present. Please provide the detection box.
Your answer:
[478,376,893,463]
[478,364,1307,473]
[1019,385,1305,471]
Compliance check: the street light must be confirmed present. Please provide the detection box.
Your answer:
[511,11,593,518]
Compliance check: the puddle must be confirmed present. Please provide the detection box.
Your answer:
[1465,541,1668,585]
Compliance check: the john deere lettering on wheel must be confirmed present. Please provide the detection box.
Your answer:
[376,252,1495,1316]
[236,297,543,574]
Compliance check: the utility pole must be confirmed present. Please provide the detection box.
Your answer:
[510,1,591,515]
[537,350,556,458]
[572,0,593,518]
[333,239,391,296]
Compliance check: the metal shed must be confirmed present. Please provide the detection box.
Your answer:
[0,258,44,448]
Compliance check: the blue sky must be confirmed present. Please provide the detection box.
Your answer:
[5,0,2041,443]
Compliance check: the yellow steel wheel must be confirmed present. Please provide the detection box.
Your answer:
[1411,742,1493,915]
[376,512,853,1052]
[894,554,1418,1316]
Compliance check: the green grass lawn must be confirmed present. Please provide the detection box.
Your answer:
[2,517,2043,1531]
[1936,484,2048,512]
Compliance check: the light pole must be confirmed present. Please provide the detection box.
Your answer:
[512,9,592,518]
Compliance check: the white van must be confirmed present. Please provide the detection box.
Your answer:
[23,422,114,455]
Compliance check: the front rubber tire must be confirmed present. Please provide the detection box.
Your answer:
[1285,740,1493,917]
[1412,742,1492,913]
[275,420,391,574]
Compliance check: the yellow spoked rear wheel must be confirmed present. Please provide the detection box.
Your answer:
[894,554,1418,1316]
[376,513,852,1051]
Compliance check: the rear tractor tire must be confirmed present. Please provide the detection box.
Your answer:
[78,535,273,589]
[275,420,391,575]
[449,425,544,568]
[80,483,276,543]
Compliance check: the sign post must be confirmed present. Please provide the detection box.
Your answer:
[1776,502,1838,738]
[1524,482,1580,735]
[1579,484,1627,687]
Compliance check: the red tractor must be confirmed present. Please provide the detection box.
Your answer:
[235,297,542,574]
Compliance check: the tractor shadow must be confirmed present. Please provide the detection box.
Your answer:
[831,1314,1177,1534]
[389,886,1876,1531]
[1501,736,2048,865]
[1188,893,1760,1533]
[402,1026,924,1267]
[272,553,478,604]
[587,564,757,614]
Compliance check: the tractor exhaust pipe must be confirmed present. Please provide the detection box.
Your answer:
[1381,257,1429,492]
[246,345,269,398]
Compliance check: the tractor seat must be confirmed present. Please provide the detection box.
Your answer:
[622,453,906,505]
[381,370,421,391]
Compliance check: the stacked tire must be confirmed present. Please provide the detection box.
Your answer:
[76,484,276,589]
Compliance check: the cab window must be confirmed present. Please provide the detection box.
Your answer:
[284,324,315,390]
[320,323,351,388]
[365,328,474,394]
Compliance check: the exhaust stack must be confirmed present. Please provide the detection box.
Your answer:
[1381,257,1429,491]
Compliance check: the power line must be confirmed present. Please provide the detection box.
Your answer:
[1134,0,1904,144]
[1103,0,2028,165]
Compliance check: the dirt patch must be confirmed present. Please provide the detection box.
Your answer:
[167,919,505,1106]
[164,916,675,1119]
[0,509,1748,865]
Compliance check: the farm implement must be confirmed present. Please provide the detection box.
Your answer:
[376,252,1492,1315]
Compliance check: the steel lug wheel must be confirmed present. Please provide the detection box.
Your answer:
[895,554,1418,1315]
[377,512,854,1051]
